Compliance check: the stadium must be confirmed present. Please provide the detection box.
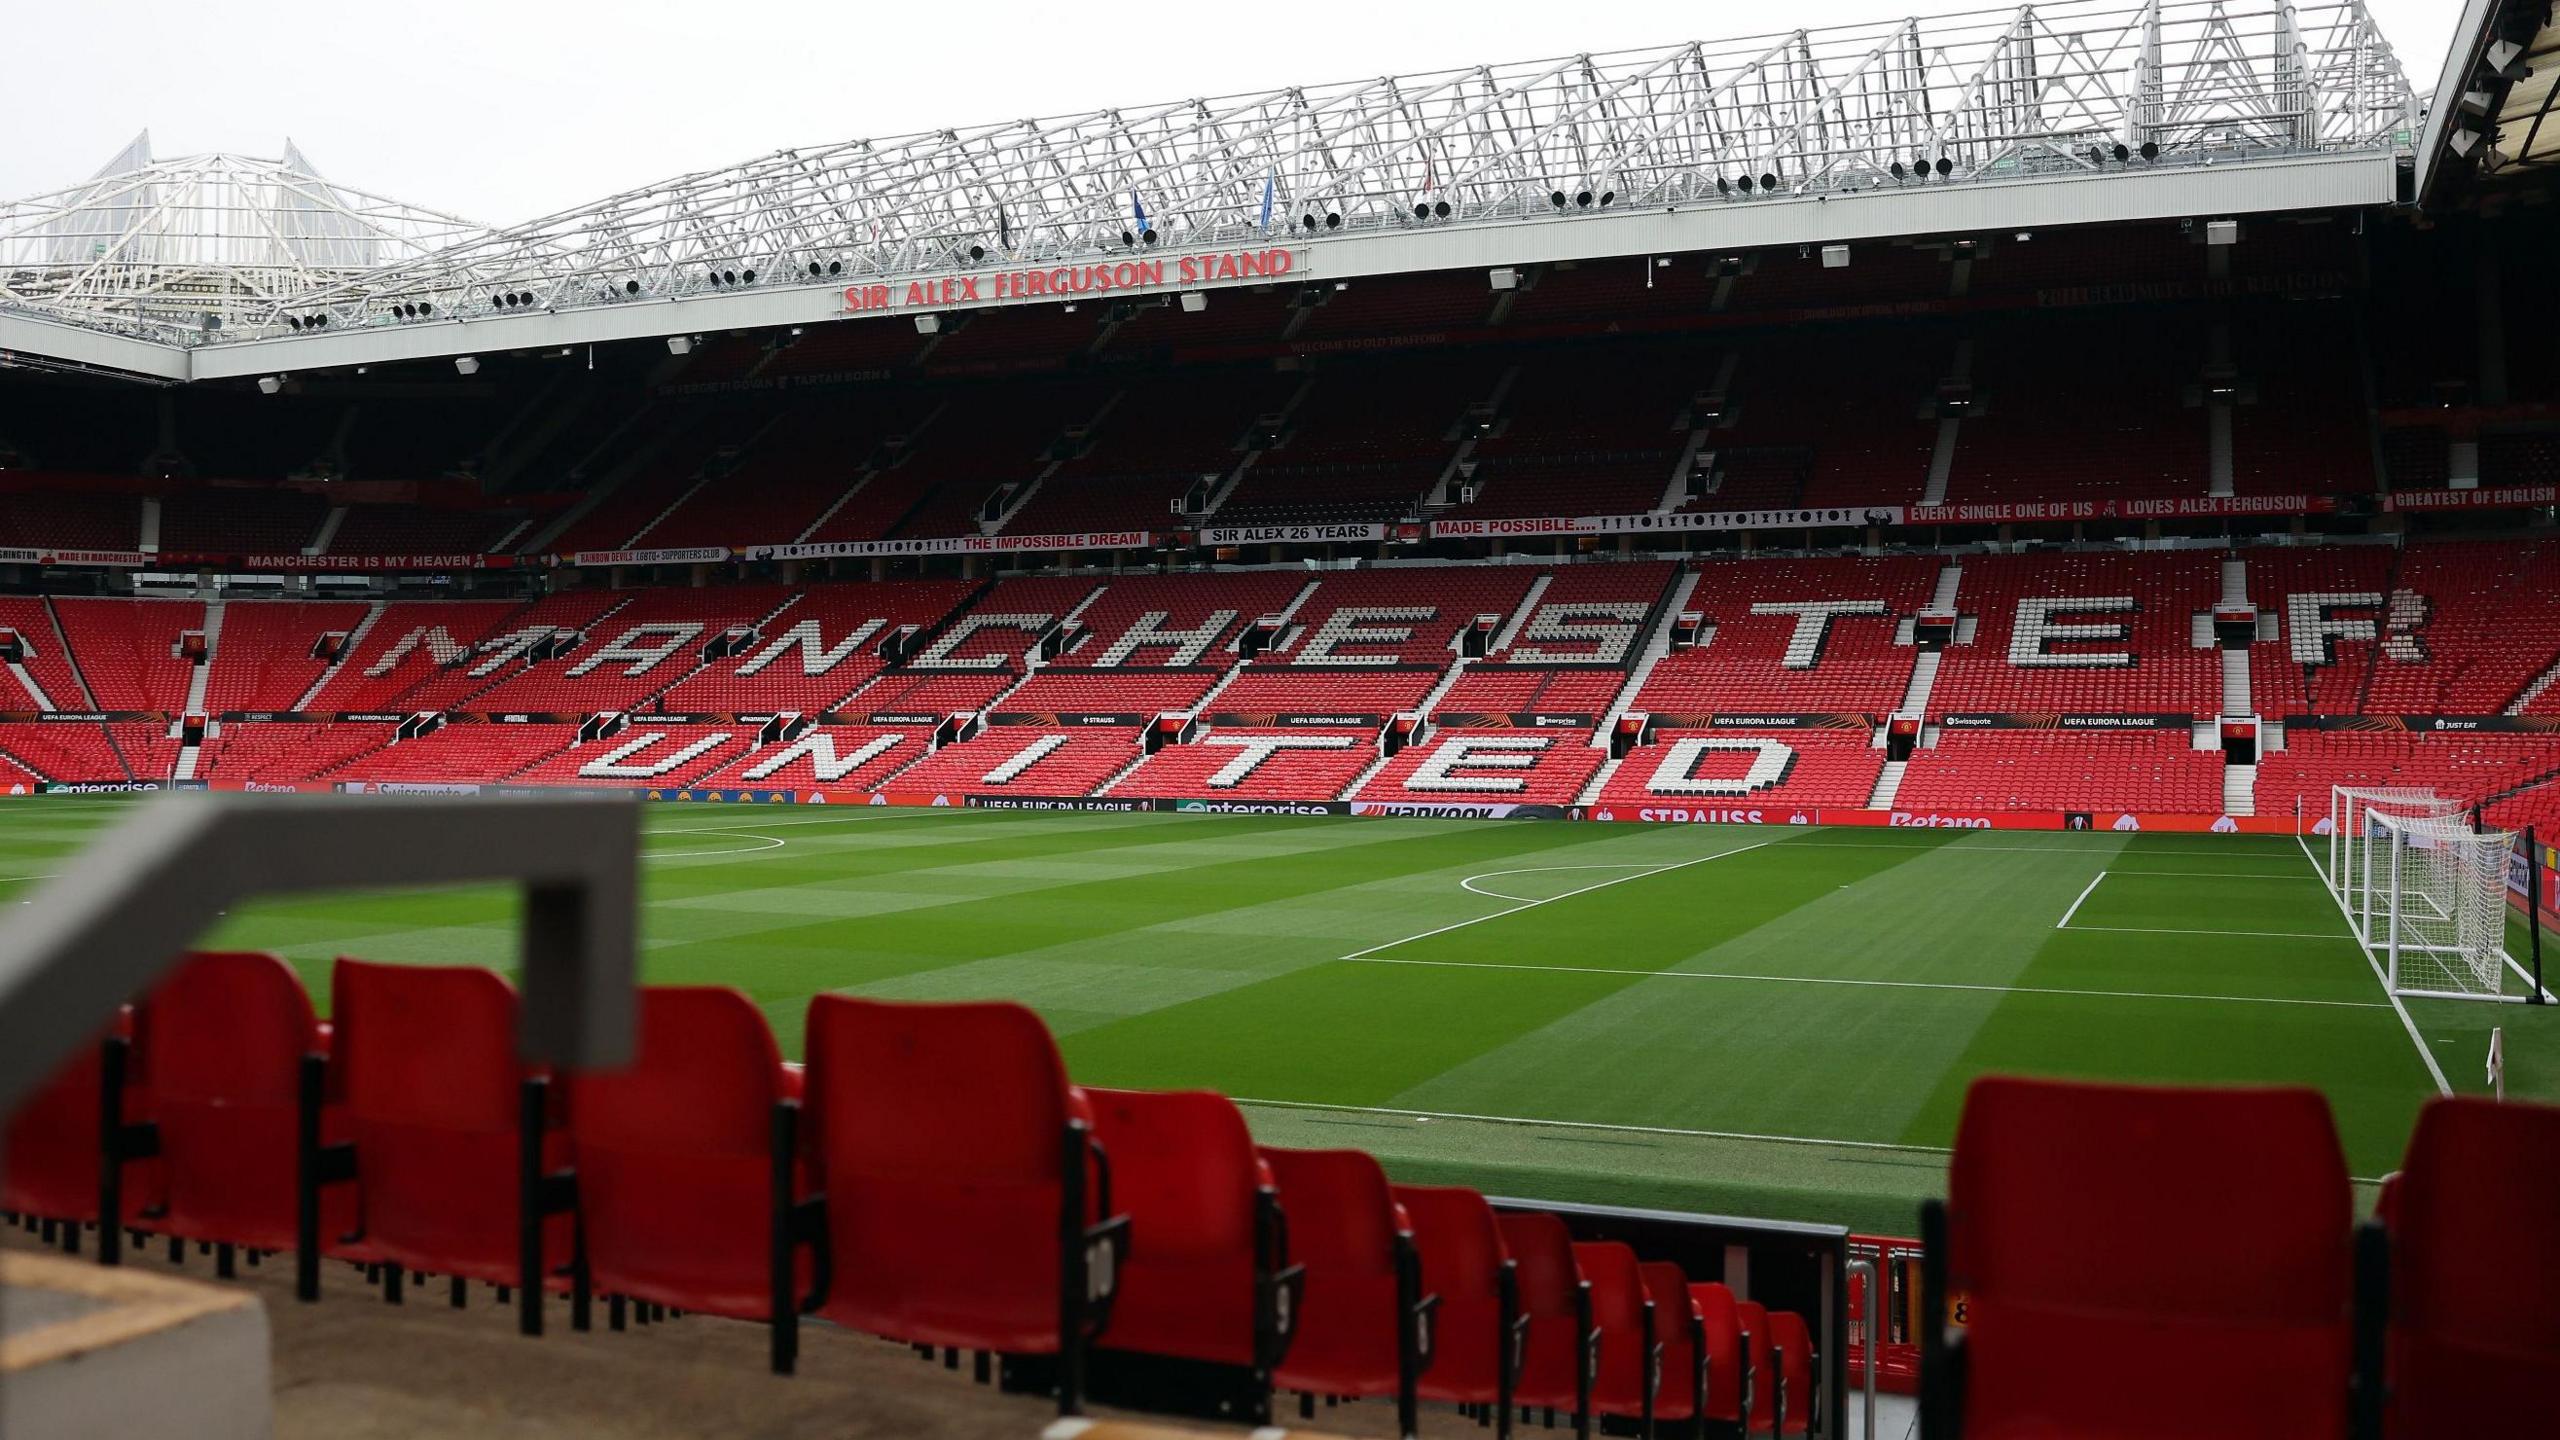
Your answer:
[2,0,2557,1435]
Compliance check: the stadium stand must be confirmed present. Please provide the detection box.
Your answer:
[1893,730,2226,814]
[50,597,203,711]
[886,727,1141,796]
[1106,729,1377,800]
[1597,727,1885,811]
[1353,732,1603,804]
[655,579,978,715]
[204,600,372,712]
[1927,551,2221,716]
[1635,555,1937,717]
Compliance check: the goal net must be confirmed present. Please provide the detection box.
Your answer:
[2328,787,2463,932]
[2364,810,2515,1001]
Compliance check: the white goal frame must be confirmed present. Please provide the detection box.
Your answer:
[2364,808,2516,1002]
[2329,787,2464,942]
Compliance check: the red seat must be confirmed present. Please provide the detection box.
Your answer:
[143,951,338,1263]
[1,1012,155,1254]
[1736,1300,1776,1436]
[1261,1147,1431,1437]
[313,959,577,1333]
[1395,1184,1521,1417]
[565,987,819,1373]
[1640,1261,1701,1424]
[1766,1309,1813,1438]
[1572,1240,1655,1428]
[1087,1088,1299,1412]
[1688,1281,1748,1427]
[1496,1210,1593,1432]
[800,997,1128,1415]
[2382,1096,2560,1438]
[1925,1076,2354,1440]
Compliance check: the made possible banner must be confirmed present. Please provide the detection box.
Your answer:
[1429,508,1900,539]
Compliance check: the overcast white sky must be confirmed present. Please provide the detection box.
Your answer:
[0,0,2466,226]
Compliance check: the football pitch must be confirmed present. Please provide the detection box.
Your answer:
[8,798,2552,1236]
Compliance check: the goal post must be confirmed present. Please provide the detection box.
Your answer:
[2326,786,2463,941]
[2368,809,2515,1001]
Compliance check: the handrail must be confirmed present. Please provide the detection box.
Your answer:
[0,794,642,1113]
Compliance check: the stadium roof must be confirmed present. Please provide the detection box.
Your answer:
[2414,0,2560,201]
[0,134,486,346]
[1,0,2417,384]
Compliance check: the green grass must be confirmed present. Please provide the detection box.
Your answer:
[10,797,2554,1237]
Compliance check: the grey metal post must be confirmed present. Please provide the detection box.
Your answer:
[0,794,642,1116]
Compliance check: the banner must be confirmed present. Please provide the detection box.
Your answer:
[639,787,799,803]
[2382,485,2558,512]
[1937,713,2191,730]
[1642,712,1874,731]
[988,711,1147,727]
[1347,801,1571,820]
[231,553,502,572]
[746,531,1155,560]
[1197,523,1386,545]
[1429,507,1898,540]
[1208,711,1385,729]
[1902,495,2334,525]
[1167,798,1348,817]
[2289,714,2560,733]
[1433,712,1600,730]
[843,247,1300,313]
[962,795,1161,813]
[569,546,731,567]
[0,548,148,568]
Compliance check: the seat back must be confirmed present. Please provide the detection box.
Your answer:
[1767,1309,1813,1437]
[1,1021,117,1221]
[1640,1261,1700,1422]
[1262,1146,1404,1398]
[1572,1240,1650,1418]
[801,995,1077,1353]
[1689,1281,1746,1424]
[331,957,546,1281]
[1087,1088,1264,1366]
[568,986,787,1317]
[1737,1299,1775,1432]
[1947,1076,2352,1439]
[1396,1184,1509,1404]
[1497,1209,1585,1410]
[145,951,317,1249]
[2385,1095,2560,1438]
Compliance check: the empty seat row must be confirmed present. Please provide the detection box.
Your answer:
[5,955,1824,1437]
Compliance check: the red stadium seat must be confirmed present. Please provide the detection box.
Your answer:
[1923,1076,2354,1440]
[1571,1240,1655,1432]
[1,1013,155,1255]
[142,951,338,1267]
[1496,1210,1595,1437]
[799,996,1129,1415]
[2380,1096,2560,1438]
[307,959,579,1335]
[1086,1088,1302,1415]
[1688,1281,1749,1428]
[1260,1147,1434,1438]
[564,986,822,1373]
[1735,1299,1775,1437]
[1640,1261,1702,1426]
[1394,1184,1523,1424]
[1766,1309,1814,1439]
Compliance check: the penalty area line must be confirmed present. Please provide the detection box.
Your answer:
[1339,953,2390,1009]
[2056,871,2107,929]
[1345,839,1778,960]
